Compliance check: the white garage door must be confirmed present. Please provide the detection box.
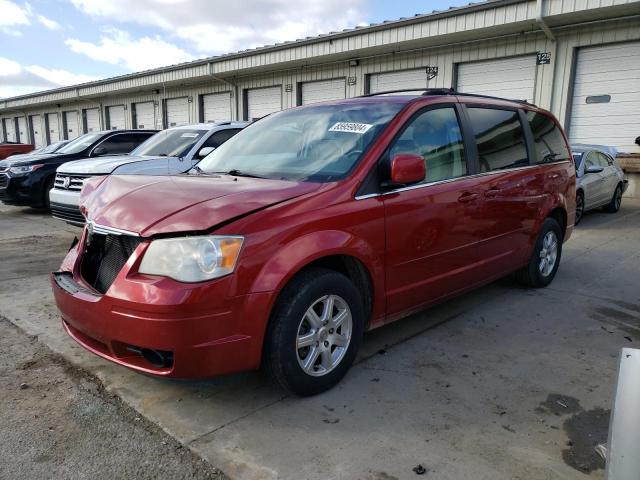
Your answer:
[246,86,282,120]
[457,56,537,102]
[46,113,60,143]
[63,111,79,140]
[133,102,155,129]
[84,108,100,132]
[202,92,232,123]
[4,118,17,142]
[301,78,346,105]
[17,117,27,143]
[369,69,430,94]
[569,42,640,154]
[30,115,45,148]
[165,97,190,127]
[107,105,126,130]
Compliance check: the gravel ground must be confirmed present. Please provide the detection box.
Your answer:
[0,316,226,480]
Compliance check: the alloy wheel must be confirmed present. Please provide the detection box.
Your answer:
[539,231,558,277]
[296,294,353,377]
[575,194,584,224]
[614,186,622,210]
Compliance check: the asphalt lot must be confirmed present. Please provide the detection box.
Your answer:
[1,200,639,480]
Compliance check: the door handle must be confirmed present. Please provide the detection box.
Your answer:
[458,192,479,203]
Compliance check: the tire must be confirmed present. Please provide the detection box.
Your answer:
[42,176,55,210]
[604,184,623,213]
[575,191,584,225]
[264,267,364,396]
[515,218,563,288]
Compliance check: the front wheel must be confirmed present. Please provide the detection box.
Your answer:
[515,218,563,288]
[604,184,623,213]
[264,268,364,396]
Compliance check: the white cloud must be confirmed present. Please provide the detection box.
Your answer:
[65,28,194,71]
[37,14,61,30]
[69,0,367,55]
[0,0,31,34]
[0,56,98,99]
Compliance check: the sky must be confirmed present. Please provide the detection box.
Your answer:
[0,0,474,99]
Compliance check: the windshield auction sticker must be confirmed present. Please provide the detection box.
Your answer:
[180,133,200,138]
[328,122,374,134]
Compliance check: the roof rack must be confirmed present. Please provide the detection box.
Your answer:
[360,88,533,105]
[360,88,455,97]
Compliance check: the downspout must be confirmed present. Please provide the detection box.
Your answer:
[209,62,238,121]
[536,0,555,41]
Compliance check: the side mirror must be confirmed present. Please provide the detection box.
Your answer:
[92,146,107,156]
[390,154,426,185]
[197,146,215,158]
[585,165,604,174]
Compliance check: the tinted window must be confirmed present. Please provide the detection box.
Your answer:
[388,107,467,183]
[573,152,584,169]
[56,132,103,154]
[202,129,242,149]
[467,108,528,172]
[526,111,570,164]
[97,133,152,155]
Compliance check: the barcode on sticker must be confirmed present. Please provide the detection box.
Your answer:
[329,122,373,134]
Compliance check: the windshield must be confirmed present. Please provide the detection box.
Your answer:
[40,141,68,154]
[56,133,103,155]
[131,129,207,157]
[573,152,584,168]
[196,103,404,182]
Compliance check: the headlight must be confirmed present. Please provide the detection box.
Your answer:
[138,235,244,282]
[8,164,44,176]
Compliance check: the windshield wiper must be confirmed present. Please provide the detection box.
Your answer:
[188,165,204,175]
[213,169,267,179]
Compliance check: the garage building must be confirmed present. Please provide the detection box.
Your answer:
[1,0,639,157]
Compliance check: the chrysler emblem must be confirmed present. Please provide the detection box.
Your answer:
[62,177,71,189]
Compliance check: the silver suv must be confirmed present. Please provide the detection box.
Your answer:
[50,122,248,225]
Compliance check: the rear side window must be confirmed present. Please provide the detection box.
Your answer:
[98,133,153,154]
[467,108,528,172]
[388,106,467,183]
[202,129,242,149]
[526,111,570,164]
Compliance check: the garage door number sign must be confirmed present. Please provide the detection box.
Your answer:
[537,52,551,65]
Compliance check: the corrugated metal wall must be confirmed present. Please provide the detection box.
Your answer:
[2,7,639,146]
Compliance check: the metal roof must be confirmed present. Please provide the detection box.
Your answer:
[0,0,517,103]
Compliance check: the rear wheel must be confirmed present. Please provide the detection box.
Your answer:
[604,184,623,213]
[264,268,364,396]
[515,218,563,288]
[575,191,584,225]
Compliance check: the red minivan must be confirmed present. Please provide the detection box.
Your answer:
[52,90,575,395]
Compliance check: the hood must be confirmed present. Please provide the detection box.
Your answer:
[0,153,58,168]
[81,174,322,236]
[59,155,169,175]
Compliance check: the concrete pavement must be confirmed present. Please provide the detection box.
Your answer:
[1,201,638,480]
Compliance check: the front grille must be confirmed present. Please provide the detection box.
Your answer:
[0,174,7,189]
[80,233,142,294]
[50,202,86,226]
[54,174,90,191]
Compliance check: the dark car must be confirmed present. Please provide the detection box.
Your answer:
[52,90,575,396]
[0,130,156,209]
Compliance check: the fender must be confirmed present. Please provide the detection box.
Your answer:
[248,229,385,321]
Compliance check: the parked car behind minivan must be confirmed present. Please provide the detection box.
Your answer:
[52,91,575,396]
[1,130,155,210]
[50,122,247,225]
[571,144,628,224]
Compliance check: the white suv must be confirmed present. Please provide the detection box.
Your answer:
[50,122,248,225]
